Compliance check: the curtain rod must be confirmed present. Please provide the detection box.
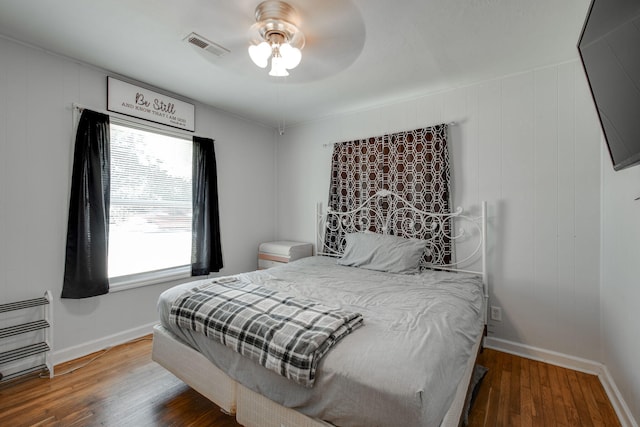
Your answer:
[321,121,457,148]
[71,102,209,141]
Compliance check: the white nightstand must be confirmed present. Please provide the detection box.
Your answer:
[258,241,313,269]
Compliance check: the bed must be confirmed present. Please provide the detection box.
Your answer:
[152,190,488,427]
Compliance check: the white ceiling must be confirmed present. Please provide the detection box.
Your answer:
[0,0,591,129]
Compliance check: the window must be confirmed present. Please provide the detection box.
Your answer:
[108,121,192,279]
[63,108,221,299]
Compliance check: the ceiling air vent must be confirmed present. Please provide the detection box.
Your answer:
[184,32,230,57]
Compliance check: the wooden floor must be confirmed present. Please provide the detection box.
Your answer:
[0,336,620,427]
[470,348,620,427]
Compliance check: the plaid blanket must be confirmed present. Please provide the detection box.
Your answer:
[169,277,363,387]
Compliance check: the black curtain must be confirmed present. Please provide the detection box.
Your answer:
[191,137,223,275]
[62,110,110,298]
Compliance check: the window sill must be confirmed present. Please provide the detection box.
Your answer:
[109,266,191,292]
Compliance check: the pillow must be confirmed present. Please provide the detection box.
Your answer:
[337,232,426,274]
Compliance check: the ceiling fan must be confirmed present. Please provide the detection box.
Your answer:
[247,1,305,77]
[185,0,366,83]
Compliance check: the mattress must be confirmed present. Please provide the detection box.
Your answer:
[157,256,484,427]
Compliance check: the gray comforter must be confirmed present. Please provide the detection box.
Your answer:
[157,256,484,427]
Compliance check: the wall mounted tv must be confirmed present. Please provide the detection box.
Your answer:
[578,0,640,171]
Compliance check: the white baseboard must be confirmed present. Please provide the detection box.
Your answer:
[484,336,602,374]
[599,364,639,427]
[485,337,638,427]
[52,321,159,366]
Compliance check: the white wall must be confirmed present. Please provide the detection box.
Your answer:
[602,159,640,424]
[276,61,603,362]
[0,37,277,361]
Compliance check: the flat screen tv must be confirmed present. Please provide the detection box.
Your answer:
[578,0,640,171]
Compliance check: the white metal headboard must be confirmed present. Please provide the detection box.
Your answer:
[316,190,488,319]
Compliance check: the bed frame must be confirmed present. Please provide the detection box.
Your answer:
[317,190,487,297]
[152,190,488,427]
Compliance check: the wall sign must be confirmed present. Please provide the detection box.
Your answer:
[107,77,195,131]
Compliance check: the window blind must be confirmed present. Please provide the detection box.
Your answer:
[108,123,193,278]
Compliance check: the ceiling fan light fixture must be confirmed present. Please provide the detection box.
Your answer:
[279,43,301,70]
[248,0,305,77]
[269,55,289,77]
[248,41,271,68]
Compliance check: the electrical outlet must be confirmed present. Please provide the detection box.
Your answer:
[490,306,502,322]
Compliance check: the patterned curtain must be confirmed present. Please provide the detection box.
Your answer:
[324,124,452,265]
